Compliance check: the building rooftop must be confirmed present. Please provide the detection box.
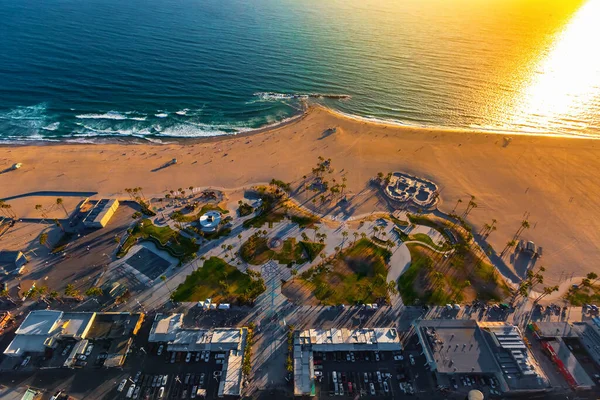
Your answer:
[219,350,243,397]
[15,310,63,336]
[297,327,401,351]
[548,339,594,388]
[85,312,143,339]
[58,312,95,339]
[149,313,183,342]
[533,322,578,339]
[416,319,499,374]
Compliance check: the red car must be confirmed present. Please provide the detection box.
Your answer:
[348,382,353,394]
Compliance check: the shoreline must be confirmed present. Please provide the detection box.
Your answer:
[2,103,599,148]
[1,105,600,283]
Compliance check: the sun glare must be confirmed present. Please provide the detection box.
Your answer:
[511,0,600,133]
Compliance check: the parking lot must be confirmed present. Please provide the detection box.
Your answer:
[313,346,431,399]
[113,344,227,400]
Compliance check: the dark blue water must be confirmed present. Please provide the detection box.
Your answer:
[1,0,598,142]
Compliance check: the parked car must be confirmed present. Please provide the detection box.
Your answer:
[132,386,140,399]
[161,375,168,386]
[157,344,164,355]
[158,387,164,398]
[369,383,376,395]
[191,386,197,398]
[364,372,368,383]
[62,345,72,356]
[134,371,141,383]
[199,373,205,386]
[203,351,210,362]
[21,356,31,367]
[409,354,415,365]
[195,352,201,362]
[383,381,389,393]
[85,344,94,356]
[332,371,338,383]
[350,352,355,362]
[185,373,191,384]
[375,352,380,362]
[117,379,127,392]
[170,352,176,363]
[376,371,382,383]
[126,385,135,399]
[186,352,192,363]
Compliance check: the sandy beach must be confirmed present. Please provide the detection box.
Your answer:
[1,106,599,283]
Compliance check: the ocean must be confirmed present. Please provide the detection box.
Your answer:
[1,0,599,142]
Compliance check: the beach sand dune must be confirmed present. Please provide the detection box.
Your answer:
[1,106,599,282]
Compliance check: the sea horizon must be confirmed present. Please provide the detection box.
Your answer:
[1,0,599,142]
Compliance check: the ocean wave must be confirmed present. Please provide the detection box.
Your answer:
[175,109,189,116]
[254,92,351,101]
[75,111,147,121]
[42,122,60,131]
[155,113,168,118]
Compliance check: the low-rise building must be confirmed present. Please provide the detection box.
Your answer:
[82,199,119,228]
[148,313,248,397]
[294,327,402,396]
[0,250,27,275]
[414,320,549,393]
[3,310,143,368]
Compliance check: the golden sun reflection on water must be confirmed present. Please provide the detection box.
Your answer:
[508,0,600,134]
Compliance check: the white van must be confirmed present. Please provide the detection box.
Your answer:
[117,379,127,392]
[126,385,135,399]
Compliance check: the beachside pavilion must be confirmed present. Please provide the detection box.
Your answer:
[148,313,248,397]
[3,310,143,368]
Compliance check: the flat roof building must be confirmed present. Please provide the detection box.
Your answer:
[82,199,119,228]
[0,250,27,275]
[415,320,549,393]
[3,310,143,368]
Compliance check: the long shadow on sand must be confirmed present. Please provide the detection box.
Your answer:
[1,190,97,201]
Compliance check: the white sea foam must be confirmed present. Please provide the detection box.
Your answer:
[155,113,168,118]
[41,122,60,131]
[75,111,146,121]
[175,109,189,116]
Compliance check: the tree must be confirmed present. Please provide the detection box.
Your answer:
[533,285,559,303]
[39,232,50,249]
[54,218,64,232]
[64,284,81,298]
[501,240,517,256]
[160,275,173,296]
[451,199,462,214]
[56,198,69,218]
[353,232,359,244]
[387,281,399,296]
[85,287,103,297]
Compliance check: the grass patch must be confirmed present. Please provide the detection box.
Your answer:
[117,219,199,262]
[240,234,322,265]
[393,226,409,241]
[237,202,254,217]
[565,285,600,306]
[300,241,325,262]
[290,214,320,228]
[371,236,395,248]
[293,239,392,305]
[408,233,451,251]
[389,214,409,227]
[171,257,265,304]
[407,213,455,243]
[397,243,508,305]
[243,192,287,229]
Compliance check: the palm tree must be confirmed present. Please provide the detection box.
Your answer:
[35,204,47,220]
[54,218,64,232]
[501,240,517,256]
[353,232,359,244]
[514,220,530,240]
[39,232,50,249]
[313,226,320,242]
[533,285,559,303]
[160,275,173,296]
[56,198,69,218]
[451,198,462,214]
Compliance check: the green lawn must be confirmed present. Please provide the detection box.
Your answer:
[298,239,392,305]
[171,257,265,304]
[397,243,507,305]
[117,219,199,261]
[408,233,451,251]
[565,285,600,306]
[389,214,409,227]
[240,235,324,265]
[242,193,287,228]
[290,214,320,228]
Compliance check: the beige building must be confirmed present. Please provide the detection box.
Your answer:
[82,199,119,228]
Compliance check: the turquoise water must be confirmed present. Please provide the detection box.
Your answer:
[1,0,599,142]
